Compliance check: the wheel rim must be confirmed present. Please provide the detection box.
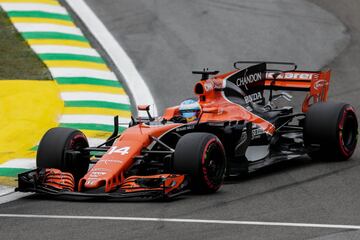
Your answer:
[339,108,358,156]
[202,139,225,188]
[64,133,89,179]
[341,113,357,147]
[67,134,88,151]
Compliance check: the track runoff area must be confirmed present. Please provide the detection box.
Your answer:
[0,0,359,235]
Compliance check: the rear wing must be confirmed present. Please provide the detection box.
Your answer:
[265,70,330,91]
[231,61,331,111]
[265,70,331,112]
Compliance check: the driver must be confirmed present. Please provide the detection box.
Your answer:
[178,99,201,122]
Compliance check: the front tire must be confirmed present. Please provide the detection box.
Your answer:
[304,102,358,161]
[173,133,226,193]
[37,127,90,181]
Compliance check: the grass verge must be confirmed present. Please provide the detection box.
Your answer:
[0,8,52,80]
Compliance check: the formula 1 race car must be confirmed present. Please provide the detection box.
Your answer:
[17,62,358,200]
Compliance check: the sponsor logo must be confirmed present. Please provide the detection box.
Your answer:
[252,127,265,139]
[204,81,214,92]
[89,171,107,178]
[91,168,110,172]
[236,71,262,90]
[99,159,123,165]
[85,179,97,185]
[176,125,195,132]
[244,92,262,104]
[214,80,223,89]
[313,79,328,90]
[239,131,247,145]
[266,72,313,80]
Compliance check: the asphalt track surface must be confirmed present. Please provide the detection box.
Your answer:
[1,0,360,239]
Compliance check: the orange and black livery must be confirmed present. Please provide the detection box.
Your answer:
[17,62,358,200]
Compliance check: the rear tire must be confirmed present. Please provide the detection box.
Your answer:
[173,133,226,193]
[37,127,90,181]
[304,102,358,161]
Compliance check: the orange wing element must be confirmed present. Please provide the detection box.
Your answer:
[302,70,331,112]
[120,174,186,194]
[265,71,315,90]
[43,168,75,192]
[264,70,331,112]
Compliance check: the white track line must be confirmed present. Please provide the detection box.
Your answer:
[0,193,33,205]
[0,214,359,230]
[65,0,158,115]
[0,186,14,197]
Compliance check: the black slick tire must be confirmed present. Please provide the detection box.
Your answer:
[37,127,90,181]
[304,102,358,161]
[173,132,226,193]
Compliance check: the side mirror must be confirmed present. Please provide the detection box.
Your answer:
[137,105,150,111]
[137,104,154,121]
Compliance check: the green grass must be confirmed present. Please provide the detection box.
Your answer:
[0,9,52,80]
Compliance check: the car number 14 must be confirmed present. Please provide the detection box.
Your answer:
[108,146,130,155]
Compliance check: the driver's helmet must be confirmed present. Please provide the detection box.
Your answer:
[179,99,201,122]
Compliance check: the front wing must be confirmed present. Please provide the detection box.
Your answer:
[16,169,190,201]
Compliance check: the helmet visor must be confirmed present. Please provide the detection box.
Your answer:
[181,111,197,119]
